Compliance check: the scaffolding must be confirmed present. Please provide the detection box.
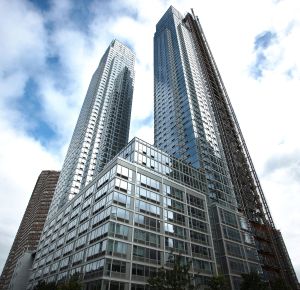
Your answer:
[184,10,299,289]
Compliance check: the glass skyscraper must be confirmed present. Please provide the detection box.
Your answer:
[154,6,298,289]
[47,40,135,220]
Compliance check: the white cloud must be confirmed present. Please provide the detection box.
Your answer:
[0,0,299,281]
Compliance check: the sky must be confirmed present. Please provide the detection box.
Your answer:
[0,0,299,280]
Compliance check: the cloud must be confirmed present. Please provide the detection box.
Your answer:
[254,31,277,50]
[263,148,300,177]
[249,1,300,80]
[250,30,279,79]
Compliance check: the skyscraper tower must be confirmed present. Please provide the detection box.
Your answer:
[47,40,135,219]
[154,6,298,289]
[0,170,60,290]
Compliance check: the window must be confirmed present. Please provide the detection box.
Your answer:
[62,242,74,256]
[53,249,62,261]
[226,241,245,258]
[89,223,109,244]
[70,207,80,220]
[136,200,160,217]
[58,227,66,237]
[164,197,184,213]
[73,195,83,209]
[191,244,212,259]
[193,259,213,274]
[115,178,132,194]
[113,191,131,208]
[164,187,184,202]
[189,218,208,233]
[222,226,241,242]
[64,205,71,216]
[107,240,129,258]
[132,263,157,280]
[68,218,78,231]
[45,254,53,265]
[59,257,69,270]
[220,209,237,227]
[243,232,254,245]
[188,207,206,221]
[133,246,161,265]
[165,237,188,254]
[78,221,89,235]
[53,222,60,233]
[75,235,87,250]
[82,197,92,211]
[134,214,160,232]
[86,240,107,261]
[187,194,204,209]
[57,271,68,282]
[93,198,107,214]
[111,206,130,223]
[164,223,186,239]
[84,184,95,199]
[105,259,127,275]
[43,266,50,275]
[134,229,160,247]
[239,217,248,230]
[137,174,160,192]
[50,262,59,273]
[137,187,160,204]
[66,230,76,242]
[56,212,63,223]
[84,259,105,278]
[92,208,110,228]
[56,237,64,248]
[164,210,185,225]
[190,230,210,245]
[97,170,111,189]
[108,222,131,240]
[117,165,133,181]
[229,258,247,274]
[61,216,68,226]
[80,208,90,223]
[48,243,55,253]
[95,184,108,201]
[245,247,259,261]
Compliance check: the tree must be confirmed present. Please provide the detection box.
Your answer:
[208,275,230,290]
[57,274,82,290]
[270,278,291,290]
[240,272,268,290]
[33,274,82,290]
[147,254,195,290]
[33,281,57,290]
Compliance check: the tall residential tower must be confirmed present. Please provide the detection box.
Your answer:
[0,170,60,290]
[47,40,135,219]
[154,6,298,289]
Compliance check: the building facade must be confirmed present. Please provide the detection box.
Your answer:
[154,6,298,289]
[0,170,60,290]
[28,139,262,290]
[27,138,210,289]
[47,40,135,220]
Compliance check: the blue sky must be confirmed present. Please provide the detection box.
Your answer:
[0,0,300,280]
